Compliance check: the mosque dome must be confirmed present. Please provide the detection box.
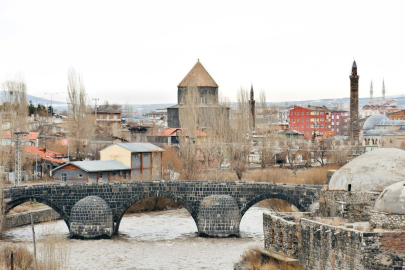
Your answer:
[374,181,405,214]
[328,148,405,192]
[363,114,388,130]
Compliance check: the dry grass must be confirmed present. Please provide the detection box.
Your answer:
[0,244,34,270]
[125,197,181,214]
[247,166,340,185]
[175,165,341,185]
[240,248,304,270]
[257,199,299,212]
[8,202,49,214]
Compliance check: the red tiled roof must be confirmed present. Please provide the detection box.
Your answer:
[1,132,39,140]
[24,146,67,164]
[148,128,207,137]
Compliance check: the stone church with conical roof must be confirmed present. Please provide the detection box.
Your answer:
[167,60,229,128]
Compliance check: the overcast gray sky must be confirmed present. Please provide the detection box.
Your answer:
[1,0,404,105]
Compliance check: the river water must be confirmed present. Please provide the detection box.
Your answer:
[2,206,271,270]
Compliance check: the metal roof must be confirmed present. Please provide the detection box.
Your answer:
[53,160,131,172]
[101,142,164,153]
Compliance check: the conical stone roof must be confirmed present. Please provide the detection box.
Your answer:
[178,60,218,88]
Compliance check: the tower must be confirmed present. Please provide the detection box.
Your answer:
[382,78,386,100]
[249,84,256,131]
[167,60,229,128]
[370,81,373,102]
[350,61,359,143]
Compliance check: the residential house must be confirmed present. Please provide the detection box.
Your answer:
[99,142,165,180]
[24,146,67,177]
[93,106,121,128]
[54,160,131,183]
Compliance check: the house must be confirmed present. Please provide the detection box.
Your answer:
[53,160,131,183]
[99,142,165,180]
[24,146,67,177]
[93,106,121,128]
[1,132,39,146]
[387,110,405,120]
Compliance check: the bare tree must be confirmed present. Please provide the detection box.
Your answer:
[66,68,94,161]
[228,88,251,180]
[311,138,333,166]
[1,75,30,173]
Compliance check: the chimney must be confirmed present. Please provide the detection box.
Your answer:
[308,105,310,108]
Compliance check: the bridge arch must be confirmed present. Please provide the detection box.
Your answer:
[5,196,70,229]
[240,192,306,218]
[113,191,196,234]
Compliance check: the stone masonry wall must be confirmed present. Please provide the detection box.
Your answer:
[371,212,405,230]
[263,213,405,270]
[4,208,61,228]
[319,190,380,221]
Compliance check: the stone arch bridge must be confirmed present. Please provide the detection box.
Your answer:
[4,181,321,239]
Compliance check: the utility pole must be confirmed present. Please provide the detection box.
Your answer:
[44,92,58,119]
[92,98,99,124]
[15,132,28,186]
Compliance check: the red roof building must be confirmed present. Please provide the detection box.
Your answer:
[24,146,67,164]
[288,105,332,140]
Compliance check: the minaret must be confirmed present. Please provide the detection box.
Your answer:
[382,78,386,100]
[370,81,373,102]
[249,84,256,131]
[350,60,359,143]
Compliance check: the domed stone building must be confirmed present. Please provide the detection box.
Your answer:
[321,148,405,219]
[361,113,405,148]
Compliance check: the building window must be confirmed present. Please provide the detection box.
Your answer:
[320,111,324,115]
[99,115,103,119]
[307,118,309,121]
[79,174,83,178]
[107,115,110,119]
[320,124,324,128]
[306,131,309,135]
[301,112,304,115]
[99,174,103,180]
[306,125,309,128]
[114,115,117,119]
[62,174,67,182]
[297,119,299,122]
[302,125,304,128]
[320,118,324,121]
[301,118,304,121]
[306,112,309,115]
